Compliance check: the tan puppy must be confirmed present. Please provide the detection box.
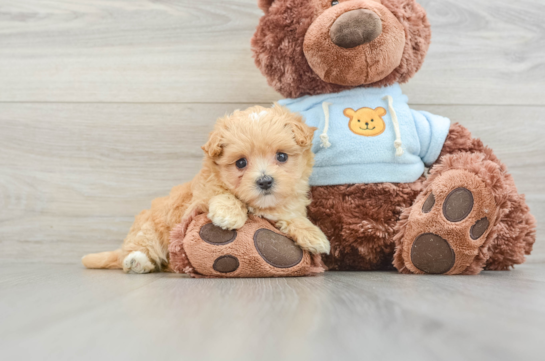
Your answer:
[82,105,330,273]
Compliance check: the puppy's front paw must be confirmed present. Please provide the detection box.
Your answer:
[277,221,330,255]
[208,201,248,230]
[300,229,331,255]
[123,251,155,274]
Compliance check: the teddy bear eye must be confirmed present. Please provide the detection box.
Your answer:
[357,119,360,122]
[371,119,374,122]
[331,1,339,6]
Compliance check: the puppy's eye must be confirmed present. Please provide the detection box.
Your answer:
[371,119,374,122]
[357,119,360,122]
[276,152,288,163]
[235,158,247,169]
[331,0,339,5]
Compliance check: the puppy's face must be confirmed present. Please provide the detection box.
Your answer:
[202,105,316,210]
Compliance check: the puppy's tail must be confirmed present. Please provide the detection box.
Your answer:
[82,249,123,269]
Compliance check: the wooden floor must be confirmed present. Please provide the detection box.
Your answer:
[0,1,544,359]
[1,262,544,361]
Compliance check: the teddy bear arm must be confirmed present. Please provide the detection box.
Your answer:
[429,123,491,169]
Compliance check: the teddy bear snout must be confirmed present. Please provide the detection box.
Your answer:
[329,9,382,49]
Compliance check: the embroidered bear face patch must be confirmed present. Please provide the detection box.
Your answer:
[344,107,387,137]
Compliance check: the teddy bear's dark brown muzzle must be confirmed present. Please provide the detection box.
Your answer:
[329,9,382,49]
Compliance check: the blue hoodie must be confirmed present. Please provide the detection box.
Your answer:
[278,84,451,186]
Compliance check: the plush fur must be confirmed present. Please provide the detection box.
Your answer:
[303,1,406,86]
[430,124,536,271]
[82,105,330,273]
[393,127,536,274]
[308,124,535,273]
[252,0,431,98]
[308,178,425,271]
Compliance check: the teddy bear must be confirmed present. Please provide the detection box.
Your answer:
[251,0,536,274]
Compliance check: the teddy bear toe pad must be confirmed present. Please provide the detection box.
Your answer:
[402,170,497,275]
[213,255,240,273]
[199,223,236,245]
[170,214,324,278]
[411,233,455,274]
[254,229,303,268]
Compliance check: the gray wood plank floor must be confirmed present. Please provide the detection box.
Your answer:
[1,262,544,361]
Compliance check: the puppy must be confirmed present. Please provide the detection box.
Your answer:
[82,105,330,273]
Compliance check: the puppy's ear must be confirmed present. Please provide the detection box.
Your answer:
[202,129,223,158]
[273,104,317,147]
[289,120,317,148]
[258,0,275,13]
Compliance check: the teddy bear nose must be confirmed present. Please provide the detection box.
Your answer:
[256,175,274,190]
[329,9,382,49]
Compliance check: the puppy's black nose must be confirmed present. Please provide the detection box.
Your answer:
[256,175,274,190]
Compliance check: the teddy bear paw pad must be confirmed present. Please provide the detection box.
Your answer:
[410,233,455,274]
[213,255,240,273]
[254,229,303,268]
[199,223,236,245]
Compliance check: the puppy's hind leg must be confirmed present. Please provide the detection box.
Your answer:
[123,250,156,274]
[121,216,169,274]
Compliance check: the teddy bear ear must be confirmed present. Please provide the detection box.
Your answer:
[376,107,387,116]
[258,0,275,13]
[343,108,356,117]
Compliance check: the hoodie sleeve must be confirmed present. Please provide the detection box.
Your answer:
[411,109,451,166]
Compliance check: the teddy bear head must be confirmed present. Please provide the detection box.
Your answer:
[252,0,431,99]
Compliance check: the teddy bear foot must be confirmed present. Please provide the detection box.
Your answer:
[169,214,325,278]
[397,169,498,275]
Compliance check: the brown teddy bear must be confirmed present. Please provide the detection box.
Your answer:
[251,0,536,274]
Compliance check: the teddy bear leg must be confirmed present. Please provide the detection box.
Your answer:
[168,214,325,278]
[393,124,536,275]
[394,167,498,275]
[308,181,424,271]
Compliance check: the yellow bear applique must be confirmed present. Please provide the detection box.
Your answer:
[344,107,387,137]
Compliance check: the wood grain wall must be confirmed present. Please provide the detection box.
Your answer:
[0,0,543,263]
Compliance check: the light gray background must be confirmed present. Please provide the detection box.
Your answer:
[0,1,543,360]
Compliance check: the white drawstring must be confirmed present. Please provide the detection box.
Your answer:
[383,95,404,156]
[320,102,332,148]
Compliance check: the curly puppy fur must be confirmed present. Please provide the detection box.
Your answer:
[252,0,431,98]
[82,105,330,273]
